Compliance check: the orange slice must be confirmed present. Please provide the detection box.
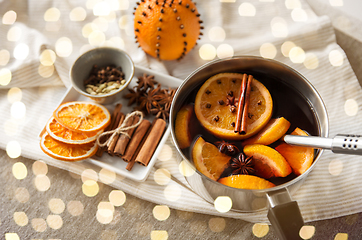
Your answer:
[243,144,292,179]
[218,174,275,190]
[40,132,98,161]
[174,104,194,149]
[194,73,273,140]
[46,117,102,144]
[242,117,290,146]
[275,128,314,175]
[53,101,110,133]
[192,136,231,181]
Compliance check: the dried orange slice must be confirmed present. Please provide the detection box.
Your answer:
[191,136,231,181]
[275,128,314,175]
[53,101,110,133]
[243,144,292,179]
[174,104,194,149]
[46,117,102,144]
[242,117,290,146]
[218,174,275,190]
[40,132,98,161]
[194,73,273,140]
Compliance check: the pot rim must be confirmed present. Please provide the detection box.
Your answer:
[170,55,329,194]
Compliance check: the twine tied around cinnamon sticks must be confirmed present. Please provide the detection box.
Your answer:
[96,111,144,148]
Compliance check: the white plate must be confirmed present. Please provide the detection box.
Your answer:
[43,65,182,182]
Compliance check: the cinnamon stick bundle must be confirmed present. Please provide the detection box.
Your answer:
[107,112,125,155]
[135,118,166,166]
[113,115,140,156]
[123,119,151,162]
[95,104,122,157]
[234,74,253,134]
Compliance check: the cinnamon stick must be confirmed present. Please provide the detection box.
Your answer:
[240,75,253,134]
[234,74,248,133]
[95,104,122,157]
[126,121,152,171]
[113,115,140,156]
[135,118,166,166]
[123,119,151,162]
[107,112,125,155]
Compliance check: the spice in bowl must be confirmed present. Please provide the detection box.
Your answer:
[84,64,127,96]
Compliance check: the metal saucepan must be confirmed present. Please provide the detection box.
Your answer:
[170,56,329,240]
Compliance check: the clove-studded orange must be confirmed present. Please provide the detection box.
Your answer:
[134,0,203,61]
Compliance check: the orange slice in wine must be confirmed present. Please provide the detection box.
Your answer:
[242,117,290,146]
[243,144,292,179]
[191,136,231,181]
[194,73,273,140]
[174,104,194,149]
[218,174,275,190]
[275,128,314,175]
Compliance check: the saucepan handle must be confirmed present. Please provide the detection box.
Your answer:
[266,189,304,240]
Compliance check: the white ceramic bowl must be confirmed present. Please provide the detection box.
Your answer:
[70,47,135,105]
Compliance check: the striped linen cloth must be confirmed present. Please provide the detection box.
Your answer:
[1,0,362,223]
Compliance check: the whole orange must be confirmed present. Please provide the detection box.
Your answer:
[134,0,202,60]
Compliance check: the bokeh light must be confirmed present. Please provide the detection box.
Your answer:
[344,99,358,116]
[153,205,170,221]
[271,17,288,38]
[0,68,12,86]
[7,87,22,103]
[44,8,61,22]
[93,1,111,16]
[217,44,234,59]
[12,162,27,180]
[289,46,306,63]
[329,49,344,67]
[208,26,226,42]
[299,225,315,239]
[285,0,301,9]
[55,37,73,57]
[199,44,216,60]
[38,64,55,78]
[260,43,277,59]
[15,187,30,203]
[99,168,116,184]
[70,7,87,21]
[46,215,63,229]
[2,10,17,25]
[329,159,343,176]
[239,3,256,16]
[67,200,84,216]
[0,49,10,65]
[11,101,26,119]
[4,233,20,240]
[97,202,114,224]
[81,169,98,182]
[13,212,28,227]
[82,179,99,197]
[214,196,232,213]
[209,218,226,232]
[252,223,269,237]
[13,43,29,60]
[109,190,126,207]
[7,26,22,41]
[304,53,319,69]
[291,8,308,22]
[329,0,343,7]
[157,144,172,161]
[48,198,65,214]
[40,49,56,66]
[7,141,22,159]
[178,160,195,177]
[334,233,349,240]
[32,160,48,176]
[154,168,171,185]
[150,230,169,240]
[164,184,182,202]
[31,218,47,232]
[34,175,51,191]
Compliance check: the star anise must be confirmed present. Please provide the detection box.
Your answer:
[150,104,170,121]
[226,96,236,106]
[137,84,162,114]
[157,87,177,106]
[215,140,239,156]
[124,86,145,106]
[137,73,157,91]
[230,152,255,175]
